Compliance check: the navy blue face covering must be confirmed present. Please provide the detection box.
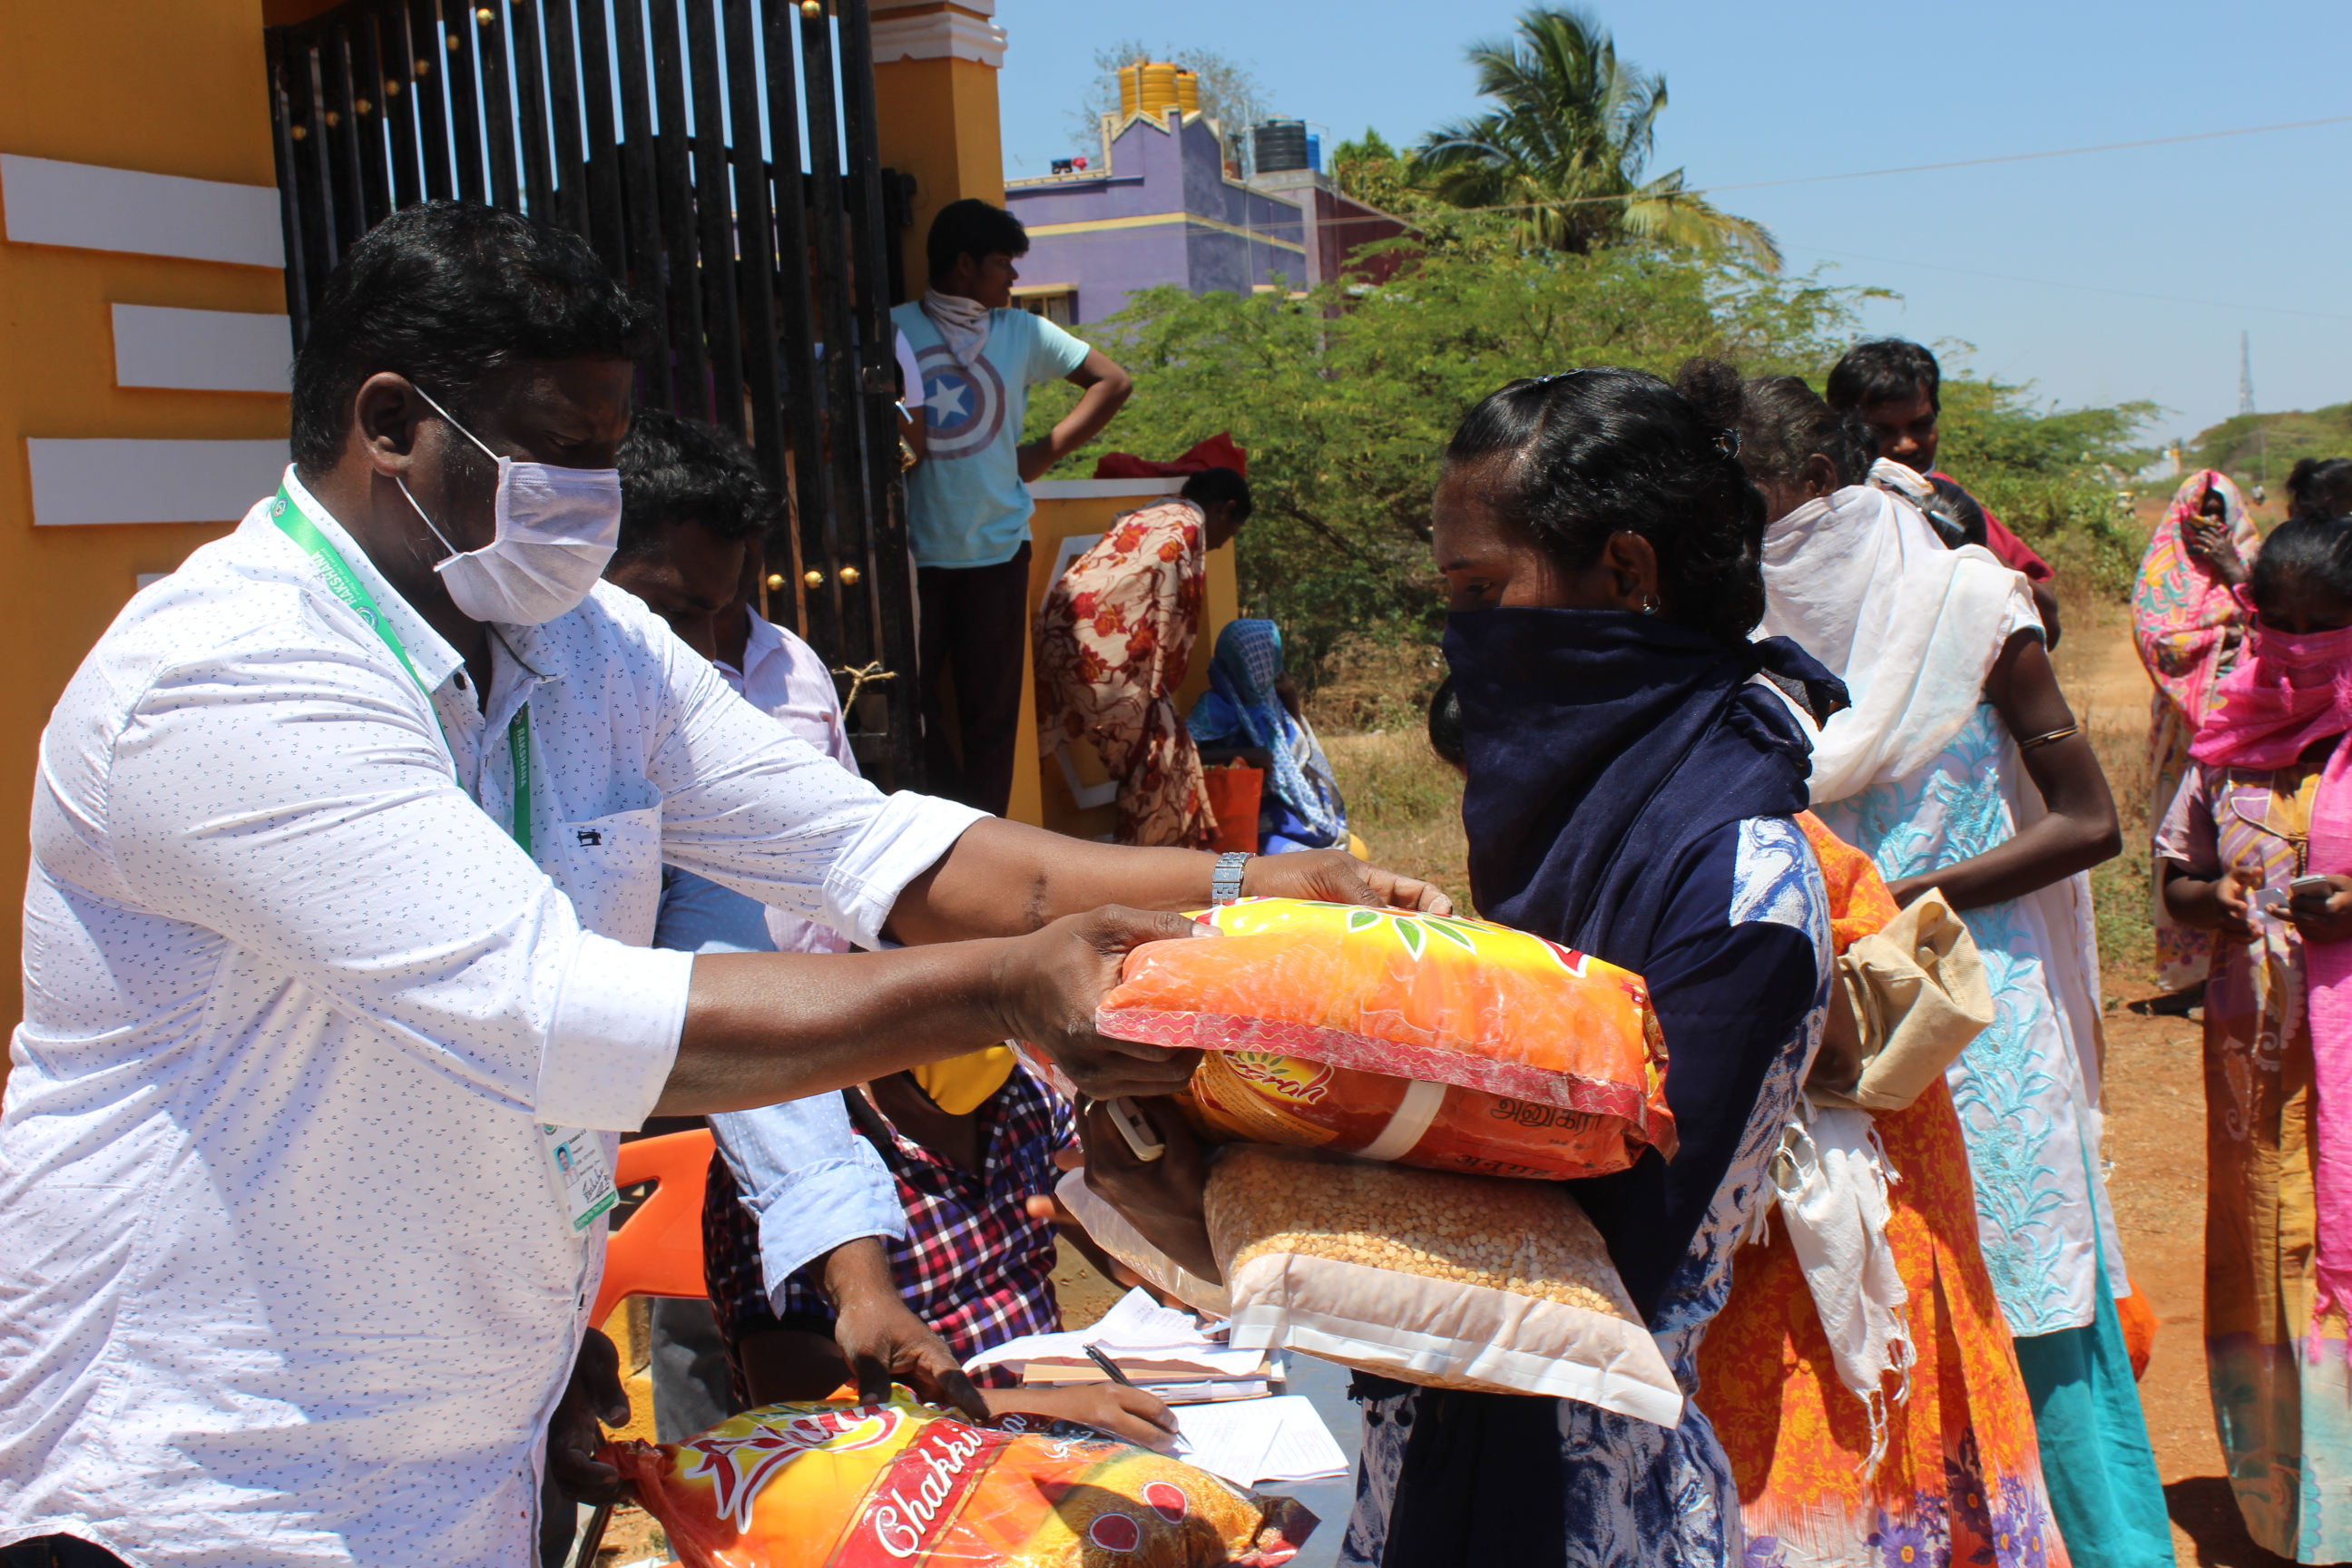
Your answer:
[1450,606,1840,976]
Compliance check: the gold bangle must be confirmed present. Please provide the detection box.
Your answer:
[2017,724,2079,751]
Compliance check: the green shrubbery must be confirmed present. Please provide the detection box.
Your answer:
[1024,224,2151,697]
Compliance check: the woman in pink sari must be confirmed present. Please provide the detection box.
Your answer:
[2133,470,2259,991]
[2158,511,2352,1560]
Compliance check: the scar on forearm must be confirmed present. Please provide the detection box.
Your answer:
[1024,871,1051,933]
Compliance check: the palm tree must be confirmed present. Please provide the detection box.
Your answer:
[1414,7,1780,270]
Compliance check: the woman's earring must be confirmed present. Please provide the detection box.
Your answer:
[1640,594,1659,615]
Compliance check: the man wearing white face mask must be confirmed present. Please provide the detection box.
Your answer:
[0,202,1447,1568]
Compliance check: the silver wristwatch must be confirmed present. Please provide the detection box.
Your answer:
[1210,850,1252,906]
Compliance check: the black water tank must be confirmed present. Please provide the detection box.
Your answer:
[1251,120,1309,172]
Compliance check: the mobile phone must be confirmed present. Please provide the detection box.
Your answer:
[1102,1096,1166,1163]
[2291,875,2336,900]
[2257,887,2292,916]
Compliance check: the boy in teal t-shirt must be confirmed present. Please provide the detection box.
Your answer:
[888,199,1132,814]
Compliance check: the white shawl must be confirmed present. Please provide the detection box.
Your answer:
[1759,482,2036,806]
[1771,1105,1913,1472]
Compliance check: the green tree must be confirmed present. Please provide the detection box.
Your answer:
[1027,233,1851,667]
[1328,128,1437,219]
[1026,234,2153,673]
[1413,7,1779,270]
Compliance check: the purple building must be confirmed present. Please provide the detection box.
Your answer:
[1004,109,1404,326]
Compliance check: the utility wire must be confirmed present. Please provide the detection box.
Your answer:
[1781,241,2352,325]
[1432,112,2352,214]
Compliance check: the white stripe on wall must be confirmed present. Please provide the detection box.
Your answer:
[27,438,288,525]
[113,304,293,394]
[1029,477,1186,499]
[1,154,283,269]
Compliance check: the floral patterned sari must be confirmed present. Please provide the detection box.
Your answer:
[1033,498,1215,848]
[2132,470,2259,990]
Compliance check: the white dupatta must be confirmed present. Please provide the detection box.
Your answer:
[1759,481,2035,807]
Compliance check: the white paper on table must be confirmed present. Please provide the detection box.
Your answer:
[1093,1287,1206,1344]
[965,1288,1257,1377]
[1171,1396,1348,1488]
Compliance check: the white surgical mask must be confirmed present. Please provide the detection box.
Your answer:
[397,386,622,625]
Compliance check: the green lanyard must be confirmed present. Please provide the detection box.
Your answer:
[270,485,533,854]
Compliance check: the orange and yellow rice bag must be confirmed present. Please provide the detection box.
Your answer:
[607,1389,1317,1568]
[1097,898,1674,1178]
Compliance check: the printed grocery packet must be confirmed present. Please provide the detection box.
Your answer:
[607,1387,1317,1567]
[1096,898,1674,1171]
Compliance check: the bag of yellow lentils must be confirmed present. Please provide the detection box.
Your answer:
[1071,1146,1682,1425]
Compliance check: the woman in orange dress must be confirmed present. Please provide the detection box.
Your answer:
[1681,360,2073,1567]
[1699,815,2068,1568]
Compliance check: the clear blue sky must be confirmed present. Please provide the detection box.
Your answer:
[994,0,2352,448]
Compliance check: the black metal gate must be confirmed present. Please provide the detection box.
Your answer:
[264,0,922,788]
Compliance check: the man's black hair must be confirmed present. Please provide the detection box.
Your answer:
[289,201,654,475]
[1825,338,1942,415]
[1180,465,1252,522]
[925,198,1028,284]
[612,408,777,563]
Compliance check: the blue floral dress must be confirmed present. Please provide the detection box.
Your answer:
[1814,705,2124,1334]
[1341,815,1833,1567]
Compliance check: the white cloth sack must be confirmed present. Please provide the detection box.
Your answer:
[1758,481,2036,806]
[1060,1151,1683,1426]
[1770,1105,1913,1470]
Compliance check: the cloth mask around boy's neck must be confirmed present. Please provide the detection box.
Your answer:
[912,1044,1018,1116]
[920,289,994,370]
[397,386,622,626]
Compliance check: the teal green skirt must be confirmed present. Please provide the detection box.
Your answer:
[2012,1265,2173,1568]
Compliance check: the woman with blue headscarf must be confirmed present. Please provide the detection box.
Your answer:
[1187,619,1348,852]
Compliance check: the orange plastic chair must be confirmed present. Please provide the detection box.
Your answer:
[591,1128,715,1325]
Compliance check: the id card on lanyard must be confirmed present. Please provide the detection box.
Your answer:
[270,485,614,1235]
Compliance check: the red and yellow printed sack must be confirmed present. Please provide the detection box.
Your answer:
[1096,898,1674,1179]
[607,1389,1317,1567]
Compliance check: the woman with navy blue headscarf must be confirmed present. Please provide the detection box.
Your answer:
[1187,619,1348,852]
[1080,367,1850,1568]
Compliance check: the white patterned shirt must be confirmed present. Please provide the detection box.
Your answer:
[0,470,983,1566]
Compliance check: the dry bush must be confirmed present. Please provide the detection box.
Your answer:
[1325,730,1472,914]
[1302,632,1447,737]
[2050,595,2160,982]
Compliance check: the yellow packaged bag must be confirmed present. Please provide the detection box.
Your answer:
[607,1388,1318,1566]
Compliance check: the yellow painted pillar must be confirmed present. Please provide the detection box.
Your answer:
[869,1,1007,290]
[0,0,288,1052]
[867,0,1046,824]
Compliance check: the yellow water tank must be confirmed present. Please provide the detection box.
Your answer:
[1141,63,1179,116]
[1117,61,1200,122]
